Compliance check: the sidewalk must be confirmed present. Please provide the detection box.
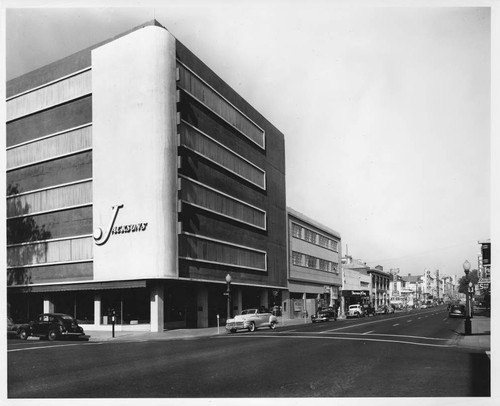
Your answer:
[86,311,491,352]
[451,308,491,352]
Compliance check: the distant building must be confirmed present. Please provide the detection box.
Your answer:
[341,257,371,315]
[368,266,391,308]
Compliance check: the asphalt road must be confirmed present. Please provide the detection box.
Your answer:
[7,306,490,398]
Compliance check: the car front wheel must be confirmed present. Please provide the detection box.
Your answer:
[19,329,28,340]
[248,322,256,332]
[47,330,57,341]
[269,321,276,330]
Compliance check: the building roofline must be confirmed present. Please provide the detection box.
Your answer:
[287,206,341,239]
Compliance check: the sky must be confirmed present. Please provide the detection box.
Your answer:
[2,1,494,279]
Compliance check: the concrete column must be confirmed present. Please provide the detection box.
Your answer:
[150,281,164,332]
[94,294,102,325]
[260,289,269,308]
[43,298,54,313]
[234,288,243,315]
[196,286,209,328]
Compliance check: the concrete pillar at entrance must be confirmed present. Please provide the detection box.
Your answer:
[43,298,54,313]
[260,289,269,308]
[150,282,164,332]
[94,294,102,325]
[235,288,243,315]
[197,286,209,328]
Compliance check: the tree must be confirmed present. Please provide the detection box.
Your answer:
[457,269,479,294]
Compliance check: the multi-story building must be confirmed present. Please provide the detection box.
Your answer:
[285,208,342,320]
[6,20,288,332]
[341,256,371,316]
[368,266,391,309]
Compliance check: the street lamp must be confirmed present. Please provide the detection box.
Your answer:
[225,273,232,320]
[463,260,472,335]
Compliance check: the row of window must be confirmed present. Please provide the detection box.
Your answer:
[6,124,92,170]
[7,236,93,268]
[177,62,265,149]
[6,180,92,219]
[6,69,92,122]
[179,233,267,271]
[179,121,265,189]
[291,251,339,273]
[291,222,339,252]
[179,176,266,230]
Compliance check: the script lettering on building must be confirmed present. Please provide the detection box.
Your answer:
[94,204,149,245]
[111,223,148,234]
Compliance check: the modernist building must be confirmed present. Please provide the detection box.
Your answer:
[6,20,287,332]
[285,208,342,320]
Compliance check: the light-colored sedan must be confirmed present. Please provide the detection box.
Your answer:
[226,308,278,333]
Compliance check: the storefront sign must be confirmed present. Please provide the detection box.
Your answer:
[94,204,148,245]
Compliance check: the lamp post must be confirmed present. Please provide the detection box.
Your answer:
[463,260,472,335]
[225,273,232,321]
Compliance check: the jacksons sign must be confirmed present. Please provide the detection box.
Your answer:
[93,204,148,246]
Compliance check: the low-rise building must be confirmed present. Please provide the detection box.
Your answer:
[285,208,342,321]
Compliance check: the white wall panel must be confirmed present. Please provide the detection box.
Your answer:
[92,26,178,281]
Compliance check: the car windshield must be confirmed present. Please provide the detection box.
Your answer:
[60,315,76,321]
[241,309,257,315]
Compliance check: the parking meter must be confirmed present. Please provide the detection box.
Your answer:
[111,309,116,338]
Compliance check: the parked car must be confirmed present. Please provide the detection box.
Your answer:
[311,309,337,323]
[375,305,393,315]
[346,304,365,318]
[18,313,89,341]
[226,308,278,333]
[448,304,466,318]
[7,317,27,339]
[363,304,376,316]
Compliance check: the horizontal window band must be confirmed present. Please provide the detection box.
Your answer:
[178,88,264,150]
[6,203,93,220]
[6,148,93,173]
[179,256,266,272]
[180,201,266,231]
[181,231,267,255]
[7,259,93,270]
[290,264,340,275]
[6,67,92,101]
[7,234,93,249]
[181,145,266,190]
[6,178,92,198]
[7,127,92,170]
[6,122,93,150]
[180,119,266,188]
[179,174,266,214]
[176,60,265,136]
[7,92,93,124]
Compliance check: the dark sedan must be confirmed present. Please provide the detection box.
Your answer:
[448,304,466,318]
[311,309,337,323]
[19,313,90,341]
[7,317,27,339]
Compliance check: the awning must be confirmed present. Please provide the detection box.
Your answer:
[8,280,147,293]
